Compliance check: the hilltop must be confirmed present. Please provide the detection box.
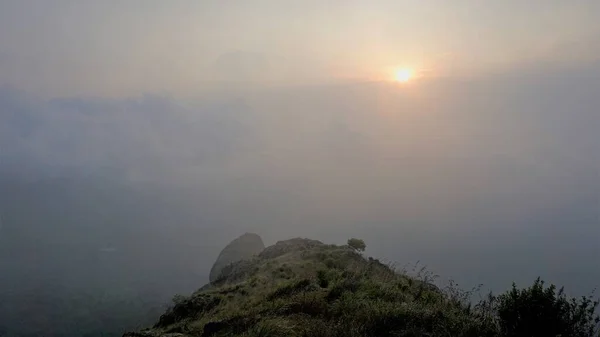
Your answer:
[124,237,498,337]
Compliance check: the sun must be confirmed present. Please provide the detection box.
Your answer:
[394,69,412,83]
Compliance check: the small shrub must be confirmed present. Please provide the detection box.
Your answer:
[280,294,328,317]
[172,294,187,305]
[267,279,314,301]
[347,238,366,252]
[216,284,248,296]
[317,270,330,288]
[360,281,407,303]
[326,279,362,302]
[494,277,600,337]
[244,320,291,337]
[324,258,338,269]
[156,294,221,328]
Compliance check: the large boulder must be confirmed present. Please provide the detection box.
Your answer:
[209,233,264,283]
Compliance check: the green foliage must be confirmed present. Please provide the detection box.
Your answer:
[172,293,187,305]
[271,264,295,280]
[347,238,366,252]
[493,277,600,337]
[317,269,335,288]
[267,279,314,301]
[243,320,291,337]
[156,293,221,328]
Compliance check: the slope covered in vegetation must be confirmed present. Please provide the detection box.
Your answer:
[125,238,599,337]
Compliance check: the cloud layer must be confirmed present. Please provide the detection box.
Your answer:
[1,62,600,293]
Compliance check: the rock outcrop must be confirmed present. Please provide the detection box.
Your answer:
[208,233,264,283]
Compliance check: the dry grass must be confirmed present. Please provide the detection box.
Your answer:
[139,241,501,337]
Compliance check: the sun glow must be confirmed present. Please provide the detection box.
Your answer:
[394,69,413,83]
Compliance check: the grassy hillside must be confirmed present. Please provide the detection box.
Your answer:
[125,239,499,337]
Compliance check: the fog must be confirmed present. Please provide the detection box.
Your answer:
[1,1,600,335]
[1,58,600,334]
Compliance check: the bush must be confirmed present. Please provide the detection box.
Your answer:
[244,320,292,337]
[155,294,221,328]
[347,238,366,252]
[493,277,600,337]
[317,270,330,288]
[267,279,314,301]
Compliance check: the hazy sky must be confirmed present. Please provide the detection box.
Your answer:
[2,3,600,335]
[1,0,600,96]
[2,0,600,287]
